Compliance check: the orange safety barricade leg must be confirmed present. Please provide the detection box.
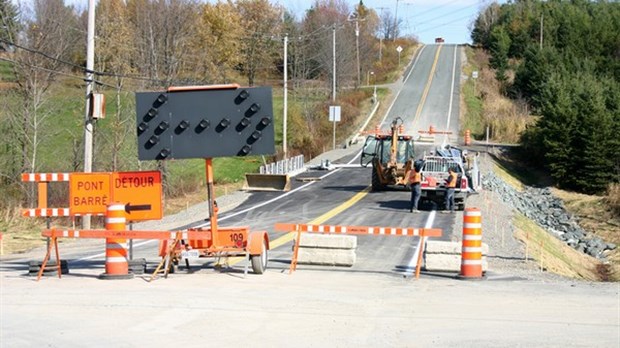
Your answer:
[459,208,484,279]
[415,237,426,279]
[100,203,133,280]
[289,229,302,274]
[150,233,182,282]
[37,237,61,281]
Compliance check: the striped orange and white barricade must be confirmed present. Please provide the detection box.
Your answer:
[275,223,442,278]
[459,208,483,279]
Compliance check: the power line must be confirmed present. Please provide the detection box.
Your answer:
[0,56,118,90]
[0,38,86,72]
[0,38,197,86]
[412,0,462,18]
[416,13,476,34]
[414,4,479,27]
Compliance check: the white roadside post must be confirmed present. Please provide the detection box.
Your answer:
[472,70,478,95]
[329,106,341,150]
[371,71,376,103]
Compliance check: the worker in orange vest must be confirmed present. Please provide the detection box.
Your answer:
[409,166,422,213]
[443,167,458,213]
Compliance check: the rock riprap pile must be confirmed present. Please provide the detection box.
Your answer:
[482,173,616,259]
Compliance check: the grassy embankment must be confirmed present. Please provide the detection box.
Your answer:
[461,47,619,281]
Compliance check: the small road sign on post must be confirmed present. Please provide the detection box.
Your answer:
[329,106,341,150]
[396,45,403,66]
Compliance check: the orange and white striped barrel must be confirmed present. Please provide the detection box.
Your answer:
[464,129,471,146]
[460,208,483,278]
[100,203,133,279]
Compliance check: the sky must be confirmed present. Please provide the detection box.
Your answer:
[61,0,498,44]
[277,0,499,44]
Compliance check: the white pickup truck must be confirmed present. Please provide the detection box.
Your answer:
[418,155,470,211]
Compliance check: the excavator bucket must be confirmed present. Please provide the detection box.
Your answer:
[243,173,291,192]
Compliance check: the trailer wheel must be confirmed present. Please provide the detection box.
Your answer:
[251,238,268,274]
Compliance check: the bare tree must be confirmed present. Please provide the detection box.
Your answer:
[0,0,19,51]
[127,0,199,87]
[302,0,356,93]
[96,0,136,171]
[236,0,282,86]
[470,1,501,46]
[5,0,79,204]
[10,0,79,172]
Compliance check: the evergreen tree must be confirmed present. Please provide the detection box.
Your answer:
[489,26,511,87]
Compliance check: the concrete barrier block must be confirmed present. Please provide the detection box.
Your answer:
[425,241,489,255]
[299,234,357,249]
[296,248,356,266]
[423,254,488,272]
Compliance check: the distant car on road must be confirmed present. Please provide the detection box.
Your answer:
[435,37,445,43]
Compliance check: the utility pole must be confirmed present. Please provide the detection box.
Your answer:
[332,25,337,151]
[82,0,95,229]
[348,14,362,87]
[355,18,360,87]
[393,0,400,42]
[283,34,288,159]
[332,25,336,102]
[539,14,544,49]
[376,7,388,62]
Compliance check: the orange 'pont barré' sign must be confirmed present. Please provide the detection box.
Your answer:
[70,173,111,215]
[69,171,162,221]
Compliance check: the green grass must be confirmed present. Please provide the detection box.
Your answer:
[513,213,600,280]
[0,60,15,82]
[490,149,554,188]
[462,47,485,138]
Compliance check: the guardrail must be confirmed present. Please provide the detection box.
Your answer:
[259,155,305,175]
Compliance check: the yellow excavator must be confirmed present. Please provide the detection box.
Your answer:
[361,117,416,191]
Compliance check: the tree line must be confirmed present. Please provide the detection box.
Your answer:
[0,0,413,207]
[472,0,620,194]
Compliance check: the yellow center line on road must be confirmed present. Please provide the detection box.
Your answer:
[226,185,372,266]
[413,44,442,123]
[269,185,372,249]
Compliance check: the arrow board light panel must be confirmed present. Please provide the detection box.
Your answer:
[135,87,275,160]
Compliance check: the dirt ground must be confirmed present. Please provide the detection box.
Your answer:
[1,146,619,348]
[1,262,618,347]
